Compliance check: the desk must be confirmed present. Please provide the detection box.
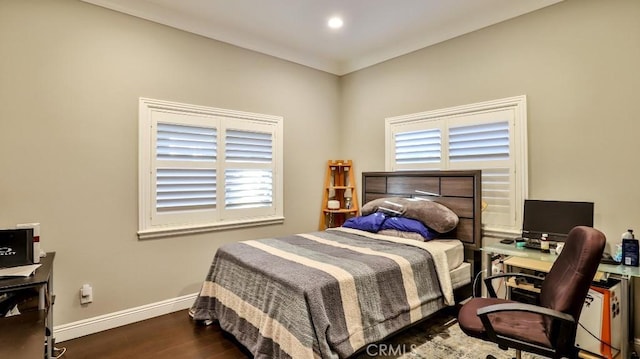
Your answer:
[0,252,55,359]
[483,243,636,359]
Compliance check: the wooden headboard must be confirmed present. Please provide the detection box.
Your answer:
[361,170,482,250]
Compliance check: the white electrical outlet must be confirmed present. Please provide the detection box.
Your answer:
[80,284,93,304]
[492,263,502,275]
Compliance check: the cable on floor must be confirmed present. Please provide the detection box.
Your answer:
[53,346,67,358]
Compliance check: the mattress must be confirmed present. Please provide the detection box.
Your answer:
[450,262,471,289]
[430,239,464,269]
[429,239,469,290]
[191,228,458,358]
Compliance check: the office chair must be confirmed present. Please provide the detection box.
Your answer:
[458,226,606,359]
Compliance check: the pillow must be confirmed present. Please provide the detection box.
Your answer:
[342,212,387,232]
[361,197,459,233]
[379,216,439,240]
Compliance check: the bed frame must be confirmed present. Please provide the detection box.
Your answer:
[361,170,483,298]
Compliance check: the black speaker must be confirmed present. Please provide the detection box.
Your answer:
[0,228,34,268]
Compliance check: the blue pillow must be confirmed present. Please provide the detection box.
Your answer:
[342,212,387,232]
[379,216,438,240]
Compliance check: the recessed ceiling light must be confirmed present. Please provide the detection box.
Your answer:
[328,16,343,29]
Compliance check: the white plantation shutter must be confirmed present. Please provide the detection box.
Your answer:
[225,130,272,163]
[224,130,274,209]
[225,169,272,209]
[481,168,512,227]
[385,96,527,233]
[224,129,274,211]
[389,120,445,171]
[156,123,217,212]
[449,122,510,162]
[394,129,441,165]
[448,120,514,227]
[156,123,217,161]
[156,168,217,211]
[139,98,283,238]
[221,121,278,220]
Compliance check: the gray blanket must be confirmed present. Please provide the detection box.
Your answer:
[190,229,450,358]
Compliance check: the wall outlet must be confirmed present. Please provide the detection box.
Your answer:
[80,284,93,304]
[492,264,501,275]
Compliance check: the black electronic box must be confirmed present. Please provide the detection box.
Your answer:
[0,228,34,268]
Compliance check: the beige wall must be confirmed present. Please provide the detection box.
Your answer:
[0,0,340,324]
[3,0,640,337]
[341,0,640,333]
[342,0,640,244]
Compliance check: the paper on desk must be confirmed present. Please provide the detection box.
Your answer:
[0,264,41,278]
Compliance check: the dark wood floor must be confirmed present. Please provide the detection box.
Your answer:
[60,310,251,359]
[60,307,462,359]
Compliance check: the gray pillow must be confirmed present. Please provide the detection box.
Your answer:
[361,197,459,233]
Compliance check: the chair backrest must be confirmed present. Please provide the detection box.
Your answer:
[539,226,606,349]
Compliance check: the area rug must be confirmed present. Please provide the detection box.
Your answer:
[354,308,545,359]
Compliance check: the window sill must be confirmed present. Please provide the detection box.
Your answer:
[138,216,285,240]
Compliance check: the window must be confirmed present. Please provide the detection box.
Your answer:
[385,96,528,234]
[139,98,283,239]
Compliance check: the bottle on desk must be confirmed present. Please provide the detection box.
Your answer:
[622,229,638,266]
[540,233,550,253]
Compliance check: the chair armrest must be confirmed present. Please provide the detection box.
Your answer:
[483,272,544,298]
[477,302,575,323]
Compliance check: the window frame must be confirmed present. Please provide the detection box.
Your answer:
[138,98,284,239]
[385,95,528,236]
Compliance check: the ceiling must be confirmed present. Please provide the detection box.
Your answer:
[81,0,562,76]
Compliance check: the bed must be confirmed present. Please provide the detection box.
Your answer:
[190,170,482,358]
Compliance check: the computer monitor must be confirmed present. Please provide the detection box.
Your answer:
[522,199,594,241]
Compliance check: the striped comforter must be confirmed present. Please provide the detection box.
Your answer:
[189,227,456,358]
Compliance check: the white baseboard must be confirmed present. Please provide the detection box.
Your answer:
[55,292,198,343]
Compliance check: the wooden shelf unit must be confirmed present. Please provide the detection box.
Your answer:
[504,256,553,295]
[504,256,606,295]
[319,160,359,230]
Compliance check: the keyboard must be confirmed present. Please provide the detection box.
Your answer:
[524,241,540,250]
[524,241,557,250]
